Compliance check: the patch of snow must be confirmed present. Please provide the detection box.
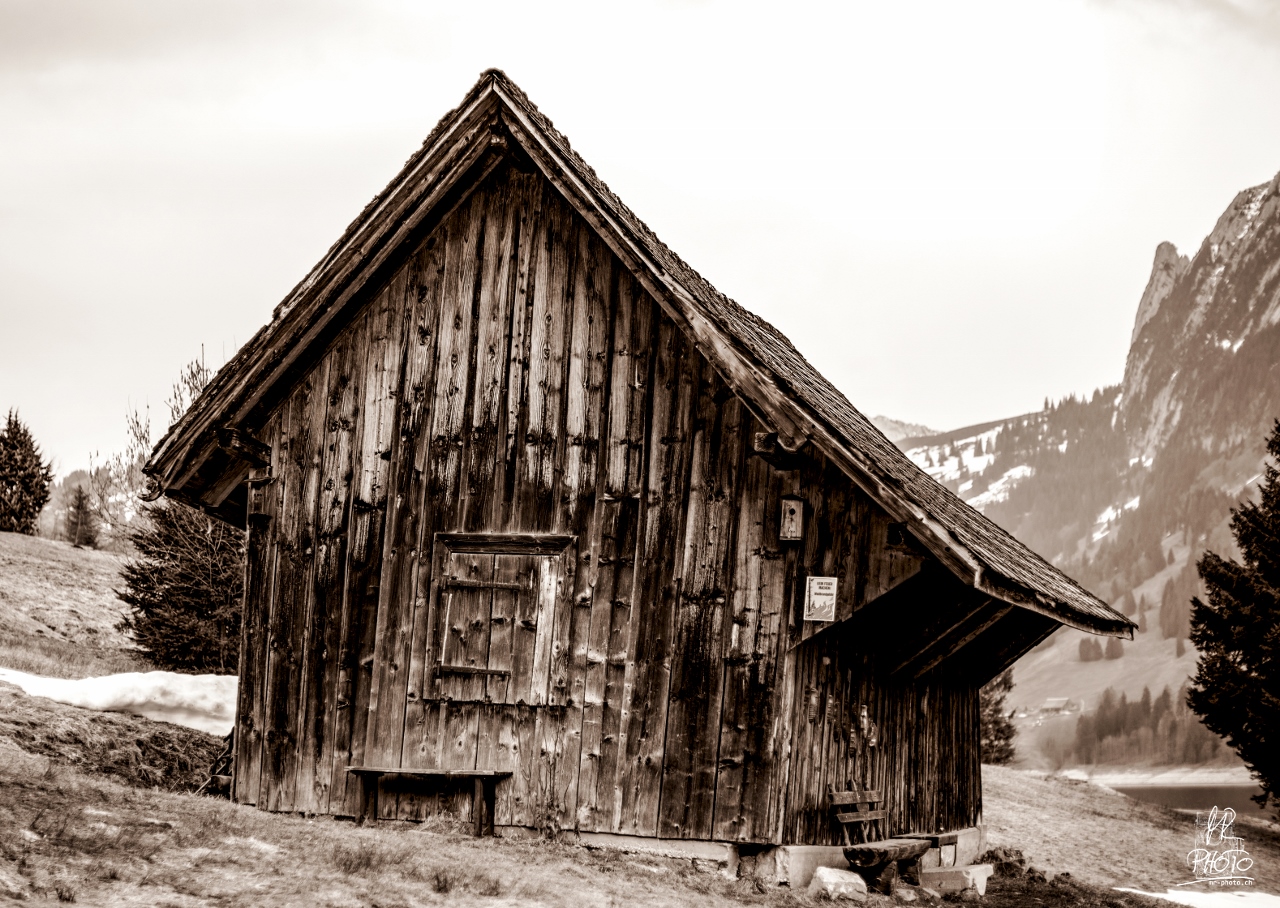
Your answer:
[0,668,236,735]
[1219,338,1233,350]
[1233,338,1244,353]
[966,465,1032,511]
[1236,186,1267,240]
[958,479,973,495]
[1125,496,1140,511]
[1058,440,1069,453]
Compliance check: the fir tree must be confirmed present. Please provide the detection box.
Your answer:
[980,669,1016,765]
[0,409,53,535]
[1105,637,1124,660]
[64,484,98,548]
[117,500,243,672]
[114,354,244,673]
[1188,419,1280,811]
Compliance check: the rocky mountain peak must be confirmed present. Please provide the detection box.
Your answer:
[1121,171,1280,464]
[1128,241,1189,348]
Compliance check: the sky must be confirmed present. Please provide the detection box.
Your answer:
[3,0,1280,478]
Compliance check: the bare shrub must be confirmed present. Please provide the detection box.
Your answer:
[331,839,409,876]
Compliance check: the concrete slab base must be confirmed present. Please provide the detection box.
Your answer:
[910,825,986,872]
[920,863,994,896]
[769,845,851,888]
[576,831,739,878]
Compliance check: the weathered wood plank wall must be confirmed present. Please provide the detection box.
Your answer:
[232,159,980,841]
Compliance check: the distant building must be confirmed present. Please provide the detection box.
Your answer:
[1040,698,1077,715]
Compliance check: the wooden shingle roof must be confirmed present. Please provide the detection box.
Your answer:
[147,70,1133,639]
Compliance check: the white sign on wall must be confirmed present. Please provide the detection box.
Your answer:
[804,576,838,622]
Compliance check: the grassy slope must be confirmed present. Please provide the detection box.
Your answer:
[984,765,1280,893]
[0,530,146,678]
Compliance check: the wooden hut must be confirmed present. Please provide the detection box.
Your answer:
[145,71,1132,849]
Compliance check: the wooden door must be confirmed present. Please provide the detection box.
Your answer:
[428,534,574,706]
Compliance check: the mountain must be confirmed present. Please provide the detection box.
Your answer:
[891,170,1280,713]
[870,415,939,443]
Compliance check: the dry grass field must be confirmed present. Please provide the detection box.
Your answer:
[0,531,146,678]
[0,528,1272,905]
[984,765,1280,894]
[0,711,1182,908]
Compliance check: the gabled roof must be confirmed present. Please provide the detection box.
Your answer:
[146,69,1134,639]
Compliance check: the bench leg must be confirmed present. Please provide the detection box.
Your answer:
[474,777,485,837]
[484,779,496,836]
[358,775,378,826]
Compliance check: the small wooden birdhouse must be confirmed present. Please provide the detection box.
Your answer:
[780,495,804,541]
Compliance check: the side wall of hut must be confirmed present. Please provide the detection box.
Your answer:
[230,159,981,843]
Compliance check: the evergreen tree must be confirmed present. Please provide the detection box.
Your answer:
[0,409,53,535]
[117,499,243,672]
[115,354,244,673]
[64,484,98,548]
[1105,637,1124,660]
[980,669,1016,765]
[1188,419,1280,811]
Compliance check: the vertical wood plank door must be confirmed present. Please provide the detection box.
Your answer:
[436,552,536,704]
[403,533,575,789]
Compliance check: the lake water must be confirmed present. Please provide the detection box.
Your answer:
[1111,784,1271,818]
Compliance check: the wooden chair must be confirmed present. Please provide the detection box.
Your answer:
[828,787,887,845]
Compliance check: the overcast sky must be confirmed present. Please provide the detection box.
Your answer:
[3,0,1280,477]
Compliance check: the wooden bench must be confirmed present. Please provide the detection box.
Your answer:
[828,788,887,845]
[346,767,512,836]
[844,837,931,869]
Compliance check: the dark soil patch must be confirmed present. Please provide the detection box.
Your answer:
[979,873,1171,908]
[0,683,221,791]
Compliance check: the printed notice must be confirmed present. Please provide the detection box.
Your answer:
[804,576,837,622]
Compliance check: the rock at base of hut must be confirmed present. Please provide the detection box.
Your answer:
[808,866,869,901]
[919,864,993,897]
